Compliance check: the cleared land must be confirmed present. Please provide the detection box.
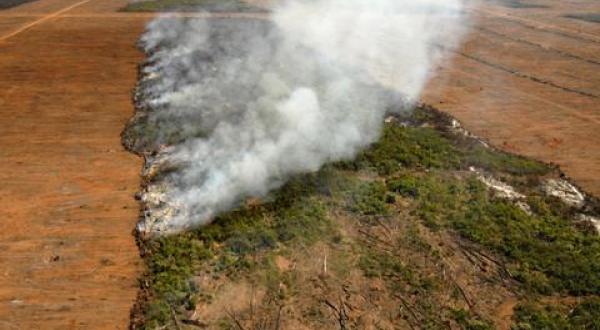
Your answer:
[423,0,600,197]
[0,0,146,328]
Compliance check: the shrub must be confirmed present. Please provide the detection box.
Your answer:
[462,145,550,176]
[340,125,461,175]
[394,172,600,295]
[512,298,600,330]
[349,181,390,216]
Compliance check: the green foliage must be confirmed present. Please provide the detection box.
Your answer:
[395,172,600,295]
[359,247,439,295]
[144,234,211,325]
[358,249,447,329]
[512,303,569,330]
[389,173,474,230]
[348,181,390,216]
[564,13,600,24]
[260,255,300,301]
[463,145,550,176]
[142,171,335,326]
[275,198,330,243]
[197,171,335,251]
[136,106,587,328]
[121,0,263,12]
[343,125,461,175]
[337,121,550,177]
[497,0,548,9]
[512,298,600,330]
[387,173,421,197]
[358,249,410,279]
[570,297,600,329]
[358,221,493,328]
[0,0,37,10]
[451,309,495,330]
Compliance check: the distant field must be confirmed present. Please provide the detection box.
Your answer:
[0,0,37,10]
[122,0,266,12]
[486,0,548,9]
[564,13,600,24]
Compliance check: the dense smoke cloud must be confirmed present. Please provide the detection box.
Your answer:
[136,0,466,233]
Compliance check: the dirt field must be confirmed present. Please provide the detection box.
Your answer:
[423,0,600,197]
[0,0,147,328]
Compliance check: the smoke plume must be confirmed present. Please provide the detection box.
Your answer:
[135,0,467,234]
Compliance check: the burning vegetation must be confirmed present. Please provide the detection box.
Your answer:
[126,105,600,329]
[121,0,600,328]
[122,0,468,234]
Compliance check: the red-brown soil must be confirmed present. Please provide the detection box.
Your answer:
[0,0,147,328]
[423,0,600,197]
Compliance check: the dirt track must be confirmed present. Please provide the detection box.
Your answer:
[0,0,146,328]
[424,0,600,197]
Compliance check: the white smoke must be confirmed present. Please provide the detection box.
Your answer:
[135,0,467,233]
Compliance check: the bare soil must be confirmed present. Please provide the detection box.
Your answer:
[423,0,600,197]
[0,0,147,328]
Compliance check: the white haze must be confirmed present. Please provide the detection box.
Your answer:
[138,0,467,233]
